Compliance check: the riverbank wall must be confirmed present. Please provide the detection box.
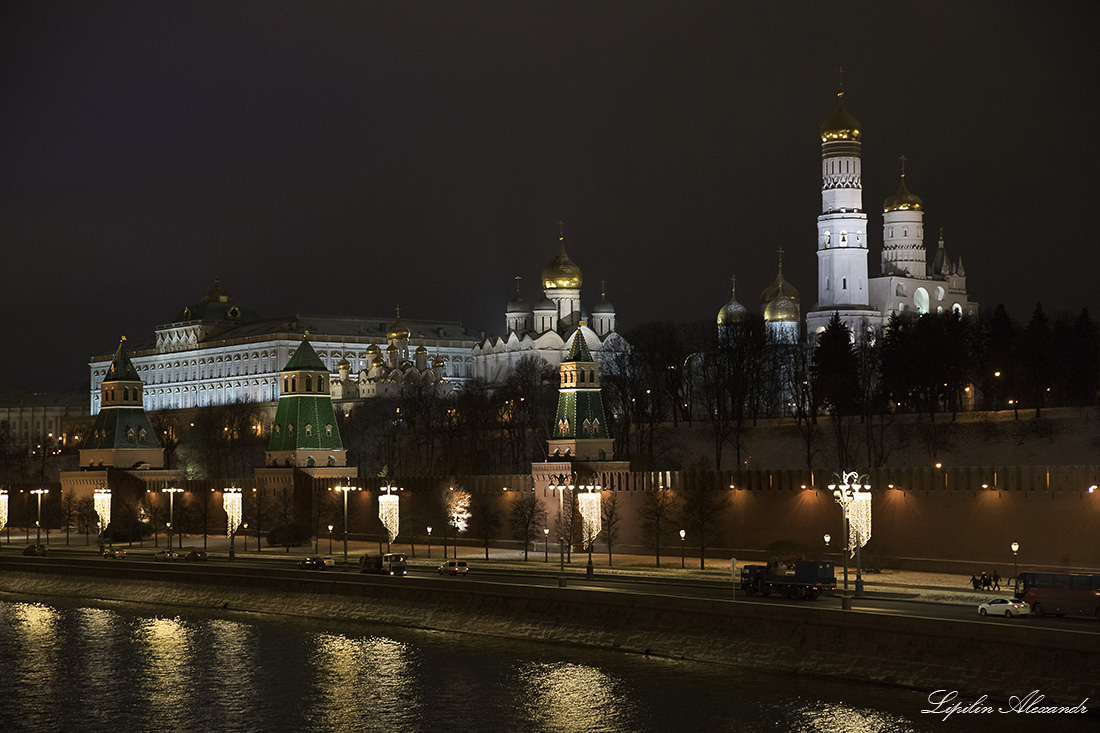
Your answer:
[2,560,1096,705]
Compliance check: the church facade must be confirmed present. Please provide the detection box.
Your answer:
[472,228,628,383]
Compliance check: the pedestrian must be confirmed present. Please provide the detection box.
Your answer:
[970,574,980,591]
[992,570,1001,591]
[981,572,991,591]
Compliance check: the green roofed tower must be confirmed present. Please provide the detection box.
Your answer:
[547,325,614,461]
[80,338,165,468]
[266,337,347,468]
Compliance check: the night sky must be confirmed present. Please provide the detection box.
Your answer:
[3,2,1099,391]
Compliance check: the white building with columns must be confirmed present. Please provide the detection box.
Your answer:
[88,280,480,414]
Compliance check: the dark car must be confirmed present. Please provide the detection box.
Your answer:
[103,547,126,558]
[297,557,327,570]
[184,550,209,561]
[22,544,48,557]
[154,550,180,561]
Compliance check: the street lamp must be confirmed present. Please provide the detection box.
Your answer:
[223,488,242,559]
[328,524,334,554]
[543,527,550,563]
[379,485,400,554]
[1011,541,1019,581]
[830,471,872,597]
[426,526,432,558]
[824,533,831,548]
[31,489,49,545]
[161,487,183,550]
[679,529,686,569]
[329,480,361,566]
[242,523,249,551]
[577,483,601,579]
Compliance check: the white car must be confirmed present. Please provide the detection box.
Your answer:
[978,597,1031,618]
[438,560,469,576]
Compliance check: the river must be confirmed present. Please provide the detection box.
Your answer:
[0,597,1091,732]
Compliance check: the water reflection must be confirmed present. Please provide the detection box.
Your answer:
[788,701,917,733]
[306,633,421,730]
[136,615,192,728]
[518,662,634,732]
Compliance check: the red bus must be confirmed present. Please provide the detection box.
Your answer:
[1014,572,1100,619]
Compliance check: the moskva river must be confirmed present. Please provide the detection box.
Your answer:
[0,597,1091,733]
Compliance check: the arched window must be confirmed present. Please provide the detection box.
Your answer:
[305,424,312,437]
[325,425,333,437]
[306,375,313,392]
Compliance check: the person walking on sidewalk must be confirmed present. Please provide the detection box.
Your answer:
[992,570,1001,591]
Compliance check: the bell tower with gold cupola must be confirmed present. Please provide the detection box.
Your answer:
[807,77,879,337]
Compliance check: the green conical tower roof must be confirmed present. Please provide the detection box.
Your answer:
[282,338,327,372]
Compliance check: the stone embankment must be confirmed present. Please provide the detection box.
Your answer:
[1,558,1096,705]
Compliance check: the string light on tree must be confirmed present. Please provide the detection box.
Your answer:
[577,482,602,578]
[0,488,8,535]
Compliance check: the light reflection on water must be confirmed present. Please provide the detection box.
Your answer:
[0,597,1093,733]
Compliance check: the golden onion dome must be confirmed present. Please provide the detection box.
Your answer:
[386,343,397,353]
[432,356,445,369]
[761,272,799,308]
[764,294,800,323]
[820,92,861,142]
[883,175,923,213]
[416,344,428,354]
[337,357,350,368]
[716,277,748,326]
[367,344,381,355]
[387,318,410,341]
[372,356,385,368]
[542,237,582,290]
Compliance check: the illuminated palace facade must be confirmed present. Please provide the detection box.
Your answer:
[87,280,480,414]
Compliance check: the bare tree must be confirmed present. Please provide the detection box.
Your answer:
[601,490,622,566]
[637,484,676,567]
[678,459,727,569]
[75,497,97,545]
[510,490,547,561]
[61,487,78,545]
[142,496,165,547]
[468,490,499,560]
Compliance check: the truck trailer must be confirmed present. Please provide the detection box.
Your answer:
[739,560,836,600]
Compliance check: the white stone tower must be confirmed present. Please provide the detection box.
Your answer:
[806,86,879,337]
[881,155,926,278]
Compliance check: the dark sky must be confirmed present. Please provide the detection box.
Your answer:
[3,1,1099,391]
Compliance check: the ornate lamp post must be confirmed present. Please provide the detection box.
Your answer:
[328,524,334,554]
[577,482,601,579]
[223,488,242,559]
[31,489,49,545]
[830,471,872,597]
[378,485,400,554]
[679,529,686,568]
[0,488,7,544]
[242,523,249,552]
[543,527,550,563]
[329,480,361,566]
[1011,541,1019,581]
[161,487,183,550]
[426,526,432,558]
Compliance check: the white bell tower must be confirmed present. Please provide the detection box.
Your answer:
[807,81,880,338]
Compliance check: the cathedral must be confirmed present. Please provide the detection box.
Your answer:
[472,227,628,382]
[722,87,979,340]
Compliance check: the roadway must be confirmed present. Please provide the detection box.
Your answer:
[5,546,1099,635]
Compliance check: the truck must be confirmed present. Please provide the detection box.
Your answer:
[359,553,409,576]
[739,560,836,600]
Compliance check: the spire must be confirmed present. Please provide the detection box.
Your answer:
[514,275,522,295]
[105,338,141,382]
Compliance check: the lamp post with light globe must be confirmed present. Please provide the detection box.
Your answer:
[161,487,183,550]
[31,489,49,545]
[544,527,550,563]
[679,529,686,568]
[329,481,361,566]
[1011,541,1019,582]
[426,526,432,558]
